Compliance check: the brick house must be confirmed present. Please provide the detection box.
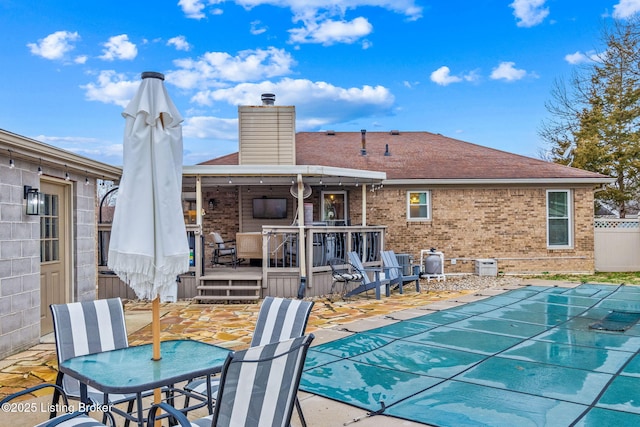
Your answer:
[197,106,613,277]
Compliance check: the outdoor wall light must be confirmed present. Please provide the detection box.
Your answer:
[208,198,217,210]
[24,185,44,215]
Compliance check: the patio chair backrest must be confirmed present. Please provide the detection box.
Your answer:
[212,334,314,427]
[50,298,128,395]
[347,252,372,285]
[381,250,401,281]
[251,297,314,347]
[212,232,230,250]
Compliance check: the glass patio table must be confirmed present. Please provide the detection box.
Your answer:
[58,339,231,426]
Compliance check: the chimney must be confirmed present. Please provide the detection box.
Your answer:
[361,129,367,155]
[261,93,276,106]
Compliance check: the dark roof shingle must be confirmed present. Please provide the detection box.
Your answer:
[200,131,610,181]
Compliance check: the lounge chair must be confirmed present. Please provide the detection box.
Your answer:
[345,251,391,300]
[183,297,314,425]
[380,250,421,293]
[0,383,115,426]
[150,335,314,427]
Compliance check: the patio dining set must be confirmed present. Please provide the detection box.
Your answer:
[0,296,315,427]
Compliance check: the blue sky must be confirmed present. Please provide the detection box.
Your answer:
[1,0,639,166]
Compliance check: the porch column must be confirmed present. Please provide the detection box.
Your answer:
[297,174,307,298]
[362,184,367,226]
[195,175,203,283]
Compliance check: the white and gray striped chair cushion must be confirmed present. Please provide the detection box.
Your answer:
[50,298,133,404]
[184,297,314,396]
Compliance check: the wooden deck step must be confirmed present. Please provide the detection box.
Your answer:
[197,285,261,291]
[194,295,261,302]
[196,272,262,304]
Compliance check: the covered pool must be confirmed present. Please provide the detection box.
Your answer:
[300,284,640,426]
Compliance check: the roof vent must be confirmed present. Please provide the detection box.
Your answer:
[326,130,335,136]
[361,129,367,155]
[384,144,391,156]
[390,130,400,135]
[261,93,276,106]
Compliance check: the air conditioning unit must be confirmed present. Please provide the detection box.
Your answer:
[475,259,498,276]
[395,253,412,275]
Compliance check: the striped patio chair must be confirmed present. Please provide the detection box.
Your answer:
[149,335,314,427]
[184,297,314,425]
[50,298,137,422]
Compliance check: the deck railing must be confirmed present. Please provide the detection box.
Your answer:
[261,225,386,272]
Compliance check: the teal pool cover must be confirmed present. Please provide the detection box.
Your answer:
[299,284,640,426]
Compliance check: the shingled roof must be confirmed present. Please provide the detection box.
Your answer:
[200,131,611,182]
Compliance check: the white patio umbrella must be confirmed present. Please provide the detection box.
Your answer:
[108,71,190,363]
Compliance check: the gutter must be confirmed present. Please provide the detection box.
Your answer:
[384,177,616,186]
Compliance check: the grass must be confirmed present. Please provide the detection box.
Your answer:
[530,272,640,285]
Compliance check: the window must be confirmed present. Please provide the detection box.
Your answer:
[40,193,60,262]
[321,191,346,223]
[407,191,430,220]
[547,190,572,248]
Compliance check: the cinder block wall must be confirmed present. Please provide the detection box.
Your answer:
[362,185,595,275]
[0,156,42,359]
[0,154,99,360]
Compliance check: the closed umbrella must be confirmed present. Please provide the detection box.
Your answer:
[108,71,190,362]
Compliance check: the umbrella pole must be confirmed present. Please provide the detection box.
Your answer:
[152,296,162,427]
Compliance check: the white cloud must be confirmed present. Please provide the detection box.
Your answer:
[613,0,640,18]
[33,135,123,163]
[490,61,528,81]
[509,0,549,27]
[289,17,373,45]
[204,1,422,20]
[80,70,139,107]
[564,50,601,64]
[430,66,479,86]
[74,55,88,64]
[183,116,239,140]
[430,66,462,86]
[180,1,422,44]
[99,35,137,61]
[191,78,394,129]
[179,0,208,19]
[250,20,268,35]
[167,35,192,51]
[166,47,296,89]
[27,31,80,60]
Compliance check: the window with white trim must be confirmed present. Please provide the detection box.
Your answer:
[407,191,431,220]
[547,189,572,248]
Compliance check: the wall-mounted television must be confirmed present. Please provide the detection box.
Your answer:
[252,198,288,219]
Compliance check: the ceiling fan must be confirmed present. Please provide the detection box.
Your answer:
[289,182,312,199]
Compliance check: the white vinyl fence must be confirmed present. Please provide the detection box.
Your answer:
[594,218,640,272]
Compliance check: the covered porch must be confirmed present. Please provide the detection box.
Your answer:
[99,165,388,301]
